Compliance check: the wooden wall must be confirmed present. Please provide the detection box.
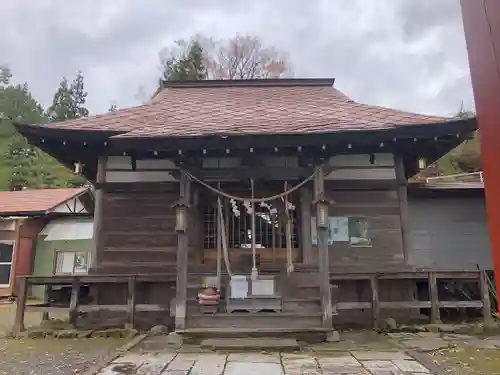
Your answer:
[306,153,409,271]
[98,153,409,274]
[325,190,405,269]
[97,183,179,274]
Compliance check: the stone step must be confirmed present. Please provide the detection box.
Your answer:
[199,337,299,351]
[177,327,332,343]
[187,312,323,329]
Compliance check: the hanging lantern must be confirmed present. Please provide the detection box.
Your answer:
[175,204,187,233]
[171,200,190,233]
[316,201,329,228]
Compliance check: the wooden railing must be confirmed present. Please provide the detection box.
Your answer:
[12,270,493,335]
[330,270,493,328]
[425,171,484,184]
[12,274,176,335]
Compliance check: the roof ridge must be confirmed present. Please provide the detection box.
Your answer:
[161,78,335,89]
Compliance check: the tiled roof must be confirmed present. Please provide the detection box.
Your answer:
[0,188,88,216]
[35,79,453,138]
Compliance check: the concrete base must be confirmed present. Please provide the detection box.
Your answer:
[200,337,299,351]
[326,330,340,342]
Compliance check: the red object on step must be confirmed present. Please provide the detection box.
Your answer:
[461,0,500,312]
[197,288,221,305]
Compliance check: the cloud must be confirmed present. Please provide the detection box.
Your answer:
[0,0,473,116]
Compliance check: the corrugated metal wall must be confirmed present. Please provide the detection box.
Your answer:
[407,197,492,270]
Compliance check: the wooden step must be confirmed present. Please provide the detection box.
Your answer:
[187,312,323,329]
[283,298,321,313]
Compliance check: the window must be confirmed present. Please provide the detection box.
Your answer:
[348,217,371,246]
[55,251,90,275]
[203,200,299,250]
[311,216,371,247]
[0,241,14,286]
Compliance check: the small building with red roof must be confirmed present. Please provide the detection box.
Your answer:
[0,188,93,297]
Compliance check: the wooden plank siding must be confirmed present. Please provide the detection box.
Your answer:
[96,182,180,274]
[96,153,409,274]
[324,152,406,271]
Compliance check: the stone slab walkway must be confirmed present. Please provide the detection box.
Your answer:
[97,350,432,374]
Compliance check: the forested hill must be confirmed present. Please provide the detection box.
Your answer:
[0,67,86,190]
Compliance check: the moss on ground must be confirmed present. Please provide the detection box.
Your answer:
[431,347,500,374]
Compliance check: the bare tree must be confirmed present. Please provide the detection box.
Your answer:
[202,35,293,79]
[158,34,293,81]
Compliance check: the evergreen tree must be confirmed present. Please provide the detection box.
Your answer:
[0,68,82,190]
[0,82,51,189]
[48,71,88,121]
[161,40,207,82]
[47,77,73,121]
[70,71,89,118]
[0,65,12,86]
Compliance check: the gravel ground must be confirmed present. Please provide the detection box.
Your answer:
[0,337,126,375]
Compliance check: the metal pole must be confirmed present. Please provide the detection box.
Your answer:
[250,178,258,280]
[216,183,222,290]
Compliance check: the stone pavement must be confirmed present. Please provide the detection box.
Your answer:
[98,350,432,374]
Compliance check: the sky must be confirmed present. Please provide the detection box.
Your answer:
[0,0,474,117]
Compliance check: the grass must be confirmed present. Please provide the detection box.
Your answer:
[431,347,500,374]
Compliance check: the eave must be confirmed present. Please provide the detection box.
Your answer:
[15,117,477,182]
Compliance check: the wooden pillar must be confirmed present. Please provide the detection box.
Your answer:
[126,276,137,329]
[370,275,380,329]
[461,0,500,313]
[300,185,314,265]
[42,285,52,321]
[13,277,27,335]
[174,173,190,331]
[394,153,409,262]
[91,155,107,271]
[68,278,81,328]
[480,270,493,324]
[428,272,441,324]
[313,166,333,329]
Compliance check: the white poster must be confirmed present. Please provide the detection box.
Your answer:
[311,216,349,245]
[230,276,248,299]
[330,217,349,242]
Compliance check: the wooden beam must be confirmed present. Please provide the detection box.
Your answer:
[395,153,409,262]
[175,173,190,331]
[480,270,493,325]
[428,272,441,324]
[299,185,314,264]
[313,166,333,330]
[184,166,314,181]
[91,155,107,271]
[324,179,401,190]
[68,278,81,328]
[13,277,28,335]
[126,275,137,329]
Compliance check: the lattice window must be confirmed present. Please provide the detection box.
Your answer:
[203,199,299,249]
[55,251,90,275]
